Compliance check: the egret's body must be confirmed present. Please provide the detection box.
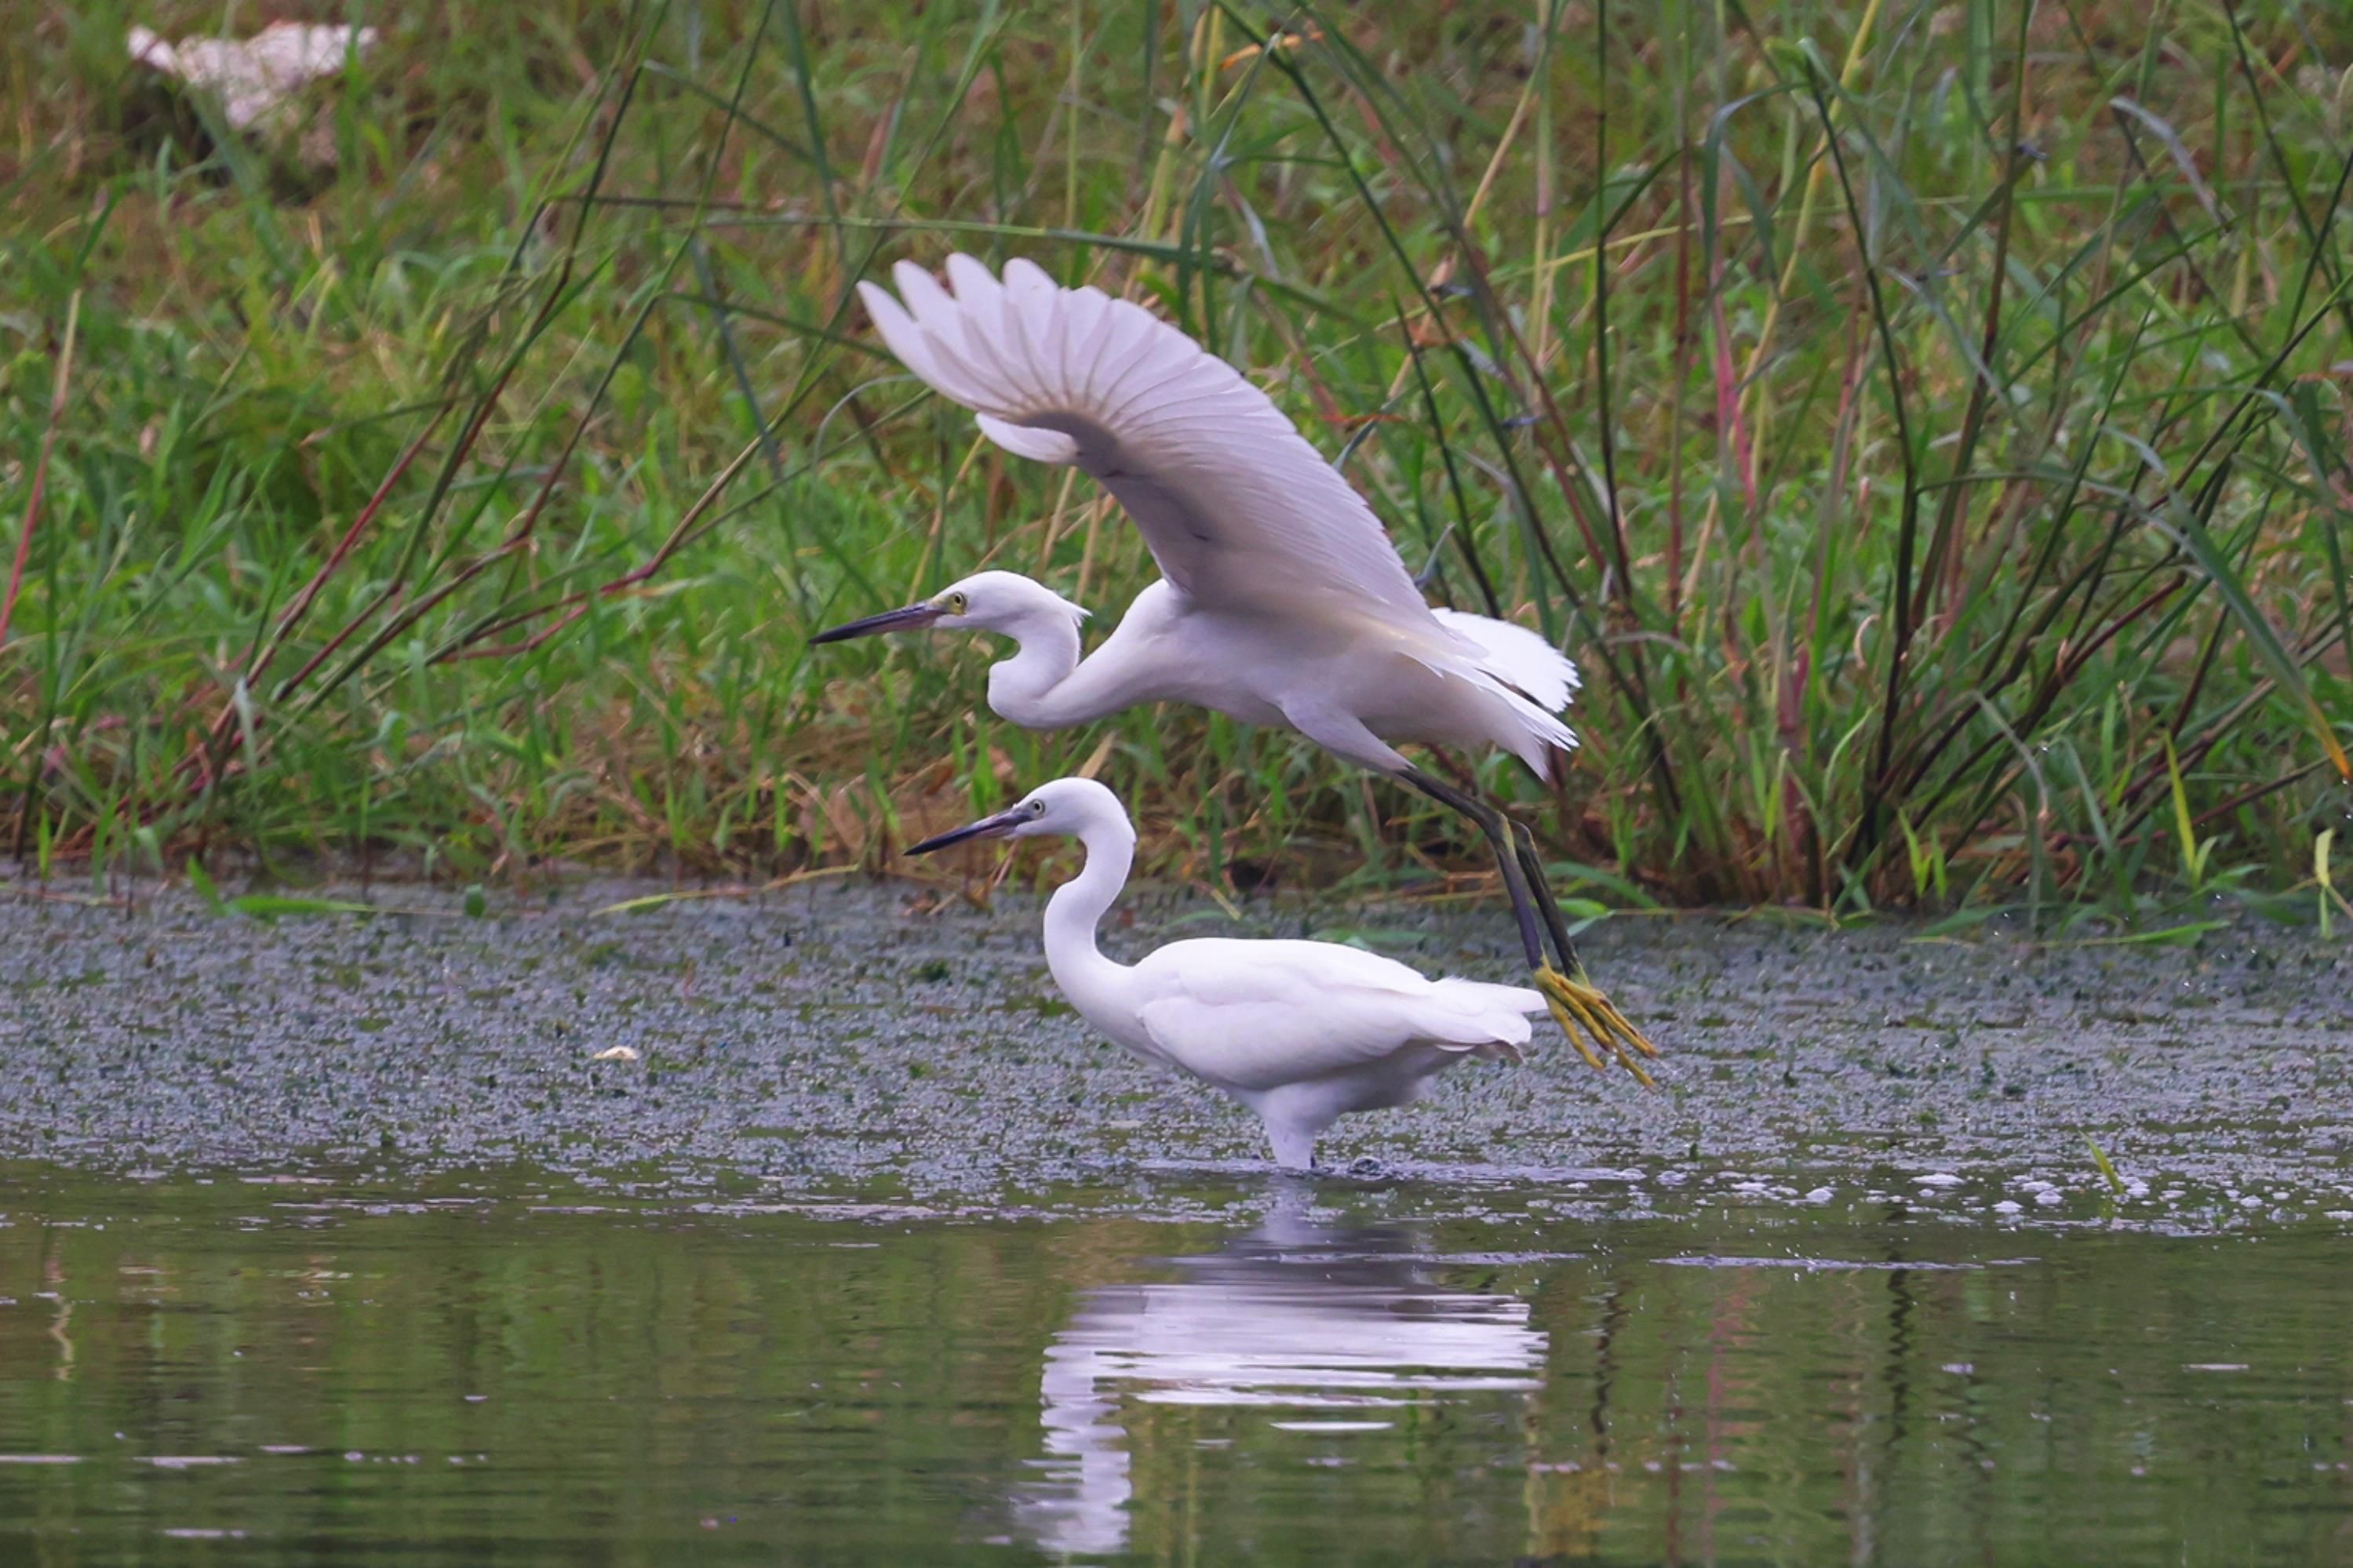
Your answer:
[911,779,1539,1170]
[927,574,1568,778]
[824,253,1653,1073]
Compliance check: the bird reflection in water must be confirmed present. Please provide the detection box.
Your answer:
[1015,1209,1548,1558]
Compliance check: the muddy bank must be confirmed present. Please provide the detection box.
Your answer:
[2,878,2348,1218]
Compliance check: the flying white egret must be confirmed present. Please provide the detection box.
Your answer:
[819,253,1653,1075]
[908,777,1539,1171]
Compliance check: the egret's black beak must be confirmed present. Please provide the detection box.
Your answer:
[906,806,1026,856]
[810,602,943,645]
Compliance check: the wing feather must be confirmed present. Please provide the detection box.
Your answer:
[1085,298,1161,407]
[861,254,1436,624]
[1058,285,1113,393]
[973,413,1080,464]
[860,281,973,406]
[943,252,1005,312]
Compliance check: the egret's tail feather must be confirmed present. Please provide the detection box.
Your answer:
[1408,609,1580,777]
[1419,977,1546,1054]
[1430,608,1581,711]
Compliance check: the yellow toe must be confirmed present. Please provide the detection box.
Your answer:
[1535,965,1659,1084]
[1543,991,1608,1071]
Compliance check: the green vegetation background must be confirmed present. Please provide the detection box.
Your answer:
[5,1,2350,926]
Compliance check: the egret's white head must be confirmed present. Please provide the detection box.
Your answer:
[905,777,1128,856]
[810,569,1087,646]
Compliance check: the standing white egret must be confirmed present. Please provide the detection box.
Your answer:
[819,253,1653,1075]
[908,777,1539,1171]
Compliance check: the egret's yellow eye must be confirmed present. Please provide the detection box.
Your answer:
[946,591,968,613]
[1029,799,1047,817]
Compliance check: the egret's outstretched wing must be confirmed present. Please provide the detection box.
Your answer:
[857,255,1433,627]
[1130,938,1538,1093]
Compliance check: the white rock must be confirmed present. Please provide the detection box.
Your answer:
[1914,1173,1965,1188]
[590,1046,640,1063]
[1993,1200,2024,1215]
[2034,1189,2063,1206]
[1803,1187,1836,1204]
[128,21,377,132]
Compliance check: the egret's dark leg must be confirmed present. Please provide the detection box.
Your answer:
[1398,768,1546,970]
[1507,817,1586,976]
[1400,768,1601,1070]
[1400,766,1556,971]
[1399,767,1655,1079]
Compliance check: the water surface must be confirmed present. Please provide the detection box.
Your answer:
[3,1163,2348,1564]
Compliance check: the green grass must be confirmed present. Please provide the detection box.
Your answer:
[3,0,2350,926]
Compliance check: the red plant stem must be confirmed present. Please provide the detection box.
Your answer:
[433,434,766,664]
[256,402,455,677]
[0,293,79,657]
[172,401,456,786]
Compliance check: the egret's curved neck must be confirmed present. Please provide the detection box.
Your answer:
[986,612,1105,729]
[1041,812,1136,1002]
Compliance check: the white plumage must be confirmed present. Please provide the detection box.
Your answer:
[1430,606,1582,715]
[864,256,1437,624]
[909,779,1538,1171]
[837,254,1578,777]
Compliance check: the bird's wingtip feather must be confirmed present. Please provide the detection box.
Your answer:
[943,253,1003,304]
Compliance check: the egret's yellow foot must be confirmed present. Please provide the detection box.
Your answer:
[1542,989,1608,1072]
[1534,965,1658,1086]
